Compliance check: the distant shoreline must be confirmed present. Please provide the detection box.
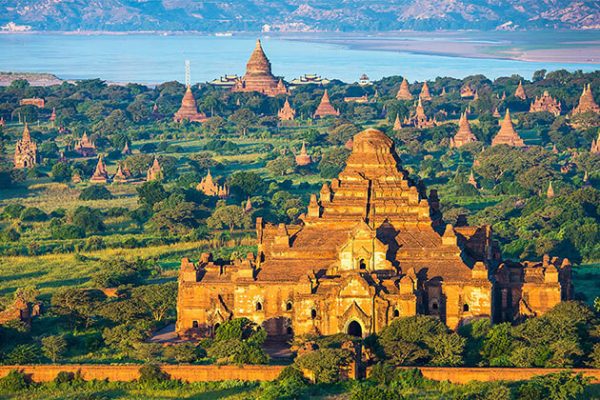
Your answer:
[2,30,600,65]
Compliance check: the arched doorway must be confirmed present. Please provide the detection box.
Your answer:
[347,320,362,337]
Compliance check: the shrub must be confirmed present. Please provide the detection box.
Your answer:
[42,335,68,362]
[0,370,29,391]
[138,364,170,383]
[79,185,114,200]
[19,207,47,222]
[295,348,353,383]
[4,344,41,364]
[53,371,75,385]
[2,204,25,219]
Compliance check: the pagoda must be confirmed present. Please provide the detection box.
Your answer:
[233,39,288,97]
[493,107,501,118]
[74,132,96,157]
[460,85,475,98]
[278,99,296,121]
[313,90,340,118]
[244,197,253,213]
[90,156,109,183]
[295,142,312,166]
[50,107,57,125]
[590,132,600,154]
[112,163,132,183]
[530,91,561,116]
[450,112,478,148]
[572,84,600,115]
[14,123,38,169]
[491,110,525,147]
[515,81,527,100]
[0,117,5,127]
[147,158,163,181]
[196,170,229,198]
[393,114,402,131]
[546,182,555,198]
[408,98,435,129]
[121,142,132,156]
[396,78,412,100]
[174,86,208,123]
[468,171,478,188]
[176,127,573,338]
[419,81,432,101]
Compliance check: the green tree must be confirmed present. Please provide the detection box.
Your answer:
[319,147,349,178]
[79,185,114,200]
[132,282,177,322]
[137,181,168,207]
[51,162,72,182]
[41,335,68,362]
[266,154,296,177]
[207,204,252,232]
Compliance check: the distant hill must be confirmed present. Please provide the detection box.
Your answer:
[1,0,599,32]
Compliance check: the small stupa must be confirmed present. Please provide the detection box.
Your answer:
[450,112,478,148]
[572,84,600,115]
[396,78,412,100]
[492,107,501,118]
[244,197,253,213]
[121,142,132,156]
[295,142,312,166]
[590,132,600,154]
[514,80,527,100]
[174,86,208,123]
[113,163,132,183]
[393,114,402,131]
[491,110,525,147]
[419,81,432,101]
[468,171,478,188]
[90,155,109,183]
[313,90,340,118]
[146,157,163,181]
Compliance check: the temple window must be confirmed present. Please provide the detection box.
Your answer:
[310,309,317,319]
[393,309,400,318]
[286,301,293,311]
[192,321,199,328]
[214,323,221,332]
[431,302,439,311]
[463,304,469,312]
[286,327,293,335]
[359,259,366,270]
[256,301,263,311]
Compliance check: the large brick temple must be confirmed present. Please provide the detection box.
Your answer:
[176,128,572,338]
[232,39,288,97]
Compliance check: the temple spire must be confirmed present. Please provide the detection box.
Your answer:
[396,78,412,100]
[492,109,525,147]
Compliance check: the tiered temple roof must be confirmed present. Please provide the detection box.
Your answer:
[14,123,37,169]
[278,98,296,121]
[289,74,330,86]
[530,91,561,116]
[514,81,527,100]
[90,156,109,183]
[74,132,96,157]
[450,112,478,148]
[196,170,229,198]
[406,98,435,129]
[146,158,163,181]
[396,78,412,100]
[419,81,432,101]
[112,163,133,183]
[313,90,340,118]
[572,84,600,115]
[232,39,288,97]
[174,86,208,123]
[460,85,475,98]
[295,142,312,166]
[491,110,525,147]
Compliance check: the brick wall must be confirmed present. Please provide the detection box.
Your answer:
[1,364,600,384]
[0,364,285,383]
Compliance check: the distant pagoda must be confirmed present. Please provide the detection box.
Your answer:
[295,142,312,166]
[14,123,37,169]
[113,163,133,183]
[50,107,57,125]
[419,81,432,101]
[450,112,478,148]
[530,91,561,116]
[121,142,132,156]
[174,86,208,123]
[546,181,555,198]
[572,84,600,115]
[396,78,412,100]
[491,110,525,147]
[146,157,163,182]
[460,84,476,98]
[468,170,478,188]
[313,90,340,118]
[514,81,527,100]
[393,114,402,131]
[90,156,109,183]
[278,98,296,121]
[493,107,501,118]
[74,132,96,157]
[233,39,288,97]
[590,132,600,154]
[407,98,435,129]
[196,170,229,198]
